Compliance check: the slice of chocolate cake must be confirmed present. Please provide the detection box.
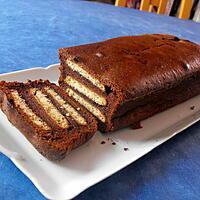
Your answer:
[59,34,200,132]
[0,80,97,161]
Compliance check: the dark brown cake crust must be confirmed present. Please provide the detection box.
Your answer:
[59,34,200,132]
[112,76,200,131]
[0,80,97,160]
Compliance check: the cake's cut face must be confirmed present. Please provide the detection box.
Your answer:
[66,59,105,91]
[66,87,106,122]
[0,80,97,160]
[64,76,107,106]
[59,34,200,132]
[30,88,69,129]
[10,90,50,130]
[44,87,87,125]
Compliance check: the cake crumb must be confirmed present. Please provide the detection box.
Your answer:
[131,122,143,129]
[101,141,106,144]
[112,142,116,145]
[185,63,190,70]
[190,106,195,110]
[96,52,103,57]
[73,56,80,62]
[124,148,129,151]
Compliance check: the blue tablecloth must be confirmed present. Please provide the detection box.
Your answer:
[0,0,200,199]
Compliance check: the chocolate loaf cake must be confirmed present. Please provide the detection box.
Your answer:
[59,34,200,132]
[0,80,97,160]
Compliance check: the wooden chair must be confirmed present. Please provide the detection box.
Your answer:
[178,0,193,19]
[115,0,193,19]
[115,0,126,6]
[140,0,168,14]
[115,0,126,7]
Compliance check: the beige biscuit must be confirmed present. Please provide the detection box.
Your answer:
[11,90,50,130]
[64,76,107,106]
[66,88,105,122]
[44,87,87,125]
[30,88,69,129]
[66,59,105,91]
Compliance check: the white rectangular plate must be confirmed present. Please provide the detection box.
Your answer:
[0,64,200,200]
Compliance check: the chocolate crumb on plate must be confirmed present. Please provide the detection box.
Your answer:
[101,141,106,144]
[131,122,143,129]
[190,106,195,110]
[124,148,129,151]
[112,142,116,145]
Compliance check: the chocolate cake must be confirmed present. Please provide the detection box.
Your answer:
[59,34,200,132]
[0,80,97,160]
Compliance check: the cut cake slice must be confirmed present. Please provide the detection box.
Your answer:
[0,80,97,160]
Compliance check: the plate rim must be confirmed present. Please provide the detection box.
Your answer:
[0,63,60,77]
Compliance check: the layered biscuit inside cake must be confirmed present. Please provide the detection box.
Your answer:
[0,80,97,160]
[30,88,69,129]
[22,82,91,129]
[61,59,109,124]
[59,57,121,132]
[11,90,50,130]
[66,59,105,91]
[65,76,106,106]
[66,87,106,122]
[43,87,87,125]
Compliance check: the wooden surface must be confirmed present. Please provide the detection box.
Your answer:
[115,0,126,6]
[179,0,193,19]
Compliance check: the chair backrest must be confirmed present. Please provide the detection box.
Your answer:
[115,0,126,6]
[115,0,193,19]
[140,0,168,14]
[178,0,193,19]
